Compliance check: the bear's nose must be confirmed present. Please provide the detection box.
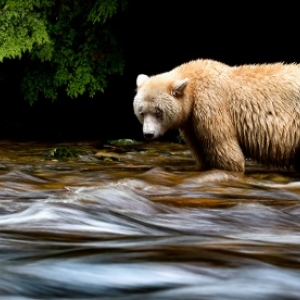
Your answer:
[144,133,155,140]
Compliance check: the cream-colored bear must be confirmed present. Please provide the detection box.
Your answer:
[133,59,300,172]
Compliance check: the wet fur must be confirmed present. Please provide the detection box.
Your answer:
[133,59,300,172]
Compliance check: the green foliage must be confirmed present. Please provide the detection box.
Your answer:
[0,0,127,104]
[88,0,127,24]
[0,0,53,62]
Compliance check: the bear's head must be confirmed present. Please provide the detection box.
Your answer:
[133,73,190,140]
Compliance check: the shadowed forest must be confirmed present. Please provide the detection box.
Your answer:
[0,1,299,141]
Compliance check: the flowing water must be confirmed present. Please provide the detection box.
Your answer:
[0,139,299,299]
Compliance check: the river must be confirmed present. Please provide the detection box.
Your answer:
[0,139,299,299]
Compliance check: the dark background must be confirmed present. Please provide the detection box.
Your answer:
[0,2,299,141]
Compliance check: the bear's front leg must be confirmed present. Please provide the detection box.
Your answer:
[181,127,245,172]
[191,94,245,172]
[179,128,206,170]
[208,138,245,172]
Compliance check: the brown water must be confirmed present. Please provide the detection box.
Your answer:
[0,140,300,299]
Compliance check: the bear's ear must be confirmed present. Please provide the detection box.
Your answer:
[171,78,189,97]
[136,74,149,87]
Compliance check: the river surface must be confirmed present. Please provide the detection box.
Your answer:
[0,139,299,299]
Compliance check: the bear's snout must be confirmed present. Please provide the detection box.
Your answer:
[142,114,161,140]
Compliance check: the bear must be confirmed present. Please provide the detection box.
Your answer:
[133,58,300,173]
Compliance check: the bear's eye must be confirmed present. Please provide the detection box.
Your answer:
[155,109,162,117]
